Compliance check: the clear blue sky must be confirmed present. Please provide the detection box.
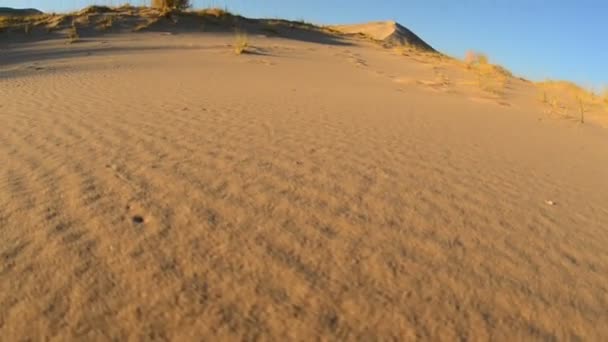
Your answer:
[6,0,608,89]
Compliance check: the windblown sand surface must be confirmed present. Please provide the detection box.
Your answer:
[2,24,608,340]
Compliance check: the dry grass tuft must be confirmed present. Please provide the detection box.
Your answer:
[234,31,249,55]
[465,50,488,68]
[536,80,608,121]
[577,96,585,123]
[540,87,549,104]
[96,16,114,31]
[537,80,595,102]
[198,7,231,18]
[152,0,191,10]
[464,50,512,97]
[79,5,114,15]
[537,80,602,115]
[0,14,49,32]
[67,22,79,43]
[133,18,159,32]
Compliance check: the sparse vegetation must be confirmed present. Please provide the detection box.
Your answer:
[234,31,249,55]
[152,0,191,10]
[477,66,509,96]
[536,80,607,122]
[464,50,512,97]
[68,22,79,43]
[96,16,114,31]
[133,18,158,32]
[0,14,47,32]
[577,96,585,123]
[537,80,596,103]
[197,7,231,18]
[465,50,488,68]
[546,97,561,116]
[80,5,113,15]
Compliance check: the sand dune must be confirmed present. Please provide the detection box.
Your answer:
[329,21,435,50]
[0,7,43,17]
[1,7,608,340]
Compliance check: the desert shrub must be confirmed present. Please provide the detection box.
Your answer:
[465,50,489,67]
[199,7,230,17]
[152,0,191,10]
[577,96,585,123]
[234,31,249,54]
[464,50,513,96]
[477,53,489,65]
[80,6,113,14]
[68,22,79,43]
[96,16,114,31]
[133,18,159,32]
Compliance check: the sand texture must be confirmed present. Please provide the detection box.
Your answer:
[2,10,608,340]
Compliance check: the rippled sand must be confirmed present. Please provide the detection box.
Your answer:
[1,30,608,340]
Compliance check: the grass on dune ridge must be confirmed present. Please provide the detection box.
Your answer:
[0,3,605,107]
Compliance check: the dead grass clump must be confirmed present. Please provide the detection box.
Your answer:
[475,70,503,95]
[198,7,231,18]
[0,14,48,32]
[541,89,548,104]
[234,31,249,55]
[133,18,159,32]
[536,80,605,121]
[96,16,114,31]
[464,50,512,96]
[544,97,566,116]
[117,4,136,11]
[67,22,79,43]
[73,14,91,26]
[79,6,113,15]
[577,96,585,123]
[537,80,597,104]
[45,14,68,32]
[476,65,509,96]
[465,50,488,68]
[152,0,191,10]
[0,17,8,30]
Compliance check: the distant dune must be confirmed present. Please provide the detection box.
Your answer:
[0,7,43,17]
[330,20,435,51]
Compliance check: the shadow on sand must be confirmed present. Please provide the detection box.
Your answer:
[1,11,353,69]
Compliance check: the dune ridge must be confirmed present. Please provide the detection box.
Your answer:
[0,7,43,17]
[330,20,435,51]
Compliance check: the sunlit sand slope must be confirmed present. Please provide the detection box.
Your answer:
[1,28,608,340]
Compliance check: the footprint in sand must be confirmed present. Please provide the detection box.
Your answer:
[132,215,145,224]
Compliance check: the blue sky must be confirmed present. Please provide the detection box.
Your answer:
[6,0,608,89]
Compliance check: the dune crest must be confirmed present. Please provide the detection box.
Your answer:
[330,20,435,51]
[0,7,43,16]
